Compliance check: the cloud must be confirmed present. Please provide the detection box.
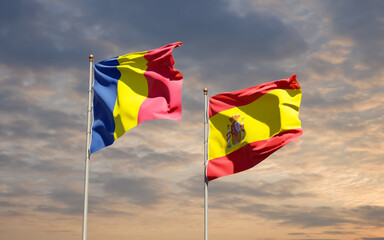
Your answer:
[181,173,319,201]
[0,200,27,217]
[236,204,357,228]
[352,205,384,227]
[0,0,307,88]
[318,0,384,83]
[0,0,105,69]
[210,178,315,199]
[100,175,166,206]
[219,202,384,229]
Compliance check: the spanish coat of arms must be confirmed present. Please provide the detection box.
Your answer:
[226,114,245,148]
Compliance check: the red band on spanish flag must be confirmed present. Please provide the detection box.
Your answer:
[207,75,302,181]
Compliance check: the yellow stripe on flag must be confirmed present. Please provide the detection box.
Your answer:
[208,88,302,160]
[113,51,149,139]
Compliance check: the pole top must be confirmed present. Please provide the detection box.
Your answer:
[203,88,208,95]
[89,54,94,62]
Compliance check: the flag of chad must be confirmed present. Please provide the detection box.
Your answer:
[90,42,183,153]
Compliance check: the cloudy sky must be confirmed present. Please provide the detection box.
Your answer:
[1,0,384,240]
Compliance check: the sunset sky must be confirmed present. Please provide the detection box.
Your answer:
[1,1,384,240]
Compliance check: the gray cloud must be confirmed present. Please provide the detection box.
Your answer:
[319,0,384,79]
[210,178,314,199]
[35,204,79,216]
[294,239,337,240]
[100,175,165,206]
[0,0,307,85]
[0,210,24,217]
[34,187,118,216]
[229,203,384,229]
[0,0,103,69]
[323,231,355,235]
[352,205,384,227]
[181,174,319,200]
[0,87,83,146]
[0,200,27,217]
[95,143,201,173]
[0,150,78,177]
[236,204,357,227]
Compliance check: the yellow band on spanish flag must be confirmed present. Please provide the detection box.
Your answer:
[207,75,302,181]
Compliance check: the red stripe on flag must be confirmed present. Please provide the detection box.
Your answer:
[209,74,300,118]
[206,128,303,181]
[138,42,183,124]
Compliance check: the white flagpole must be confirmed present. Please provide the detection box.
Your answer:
[203,88,209,240]
[82,54,94,240]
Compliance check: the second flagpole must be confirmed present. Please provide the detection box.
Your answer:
[82,54,94,240]
[203,88,209,240]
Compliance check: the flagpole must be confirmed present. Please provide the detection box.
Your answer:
[203,88,209,240]
[82,54,94,240]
